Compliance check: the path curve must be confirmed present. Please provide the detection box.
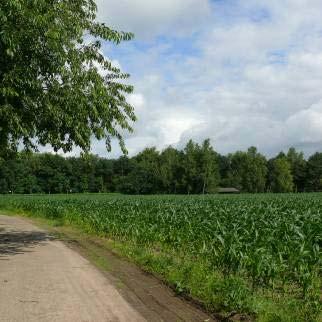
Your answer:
[0,215,214,322]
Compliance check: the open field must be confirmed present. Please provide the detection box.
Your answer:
[0,193,321,321]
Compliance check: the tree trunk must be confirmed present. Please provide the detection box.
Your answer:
[202,177,207,195]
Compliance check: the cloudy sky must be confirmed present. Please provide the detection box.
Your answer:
[91,0,322,158]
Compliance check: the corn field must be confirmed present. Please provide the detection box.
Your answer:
[0,193,321,316]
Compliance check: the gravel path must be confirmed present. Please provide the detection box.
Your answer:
[0,215,145,322]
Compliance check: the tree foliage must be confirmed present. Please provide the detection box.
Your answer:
[0,0,135,155]
[306,152,322,192]
[269,157,294,193]
[222,147,267,193]
[1,139,322,194]
[286,147,306,192]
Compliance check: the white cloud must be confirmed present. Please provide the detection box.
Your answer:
[286,101,322,143]
[96,0,211,38]
[128,93,145,112]
[86,0,322,158]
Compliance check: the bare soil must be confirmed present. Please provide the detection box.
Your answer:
[0,215,215,322]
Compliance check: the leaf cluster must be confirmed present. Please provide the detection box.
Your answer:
[0,0,135,154]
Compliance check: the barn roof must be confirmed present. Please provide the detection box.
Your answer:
[218,187,240,193]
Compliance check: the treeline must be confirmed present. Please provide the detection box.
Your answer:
[0,139,322,194]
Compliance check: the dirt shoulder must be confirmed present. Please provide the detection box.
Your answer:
[0,214,215,322]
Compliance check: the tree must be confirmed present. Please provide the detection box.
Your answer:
[240,147,267,193]
[180,139,220,194]
[182,140,199,194]
[306,153,322,192]
[227,147,267,192]
[94,158,114,192]
[217,154,230,184]
[270,157,294,193]
[286,147,307,192]
[225,152,243,190]
[134,147,162,193]
[117,163,156,195]
[0,158,12,193]
[0,0,135,155]
[199,139,220,194]
[3,143,322,195]
[159,146,182,194]
[36,153,71,193]
[8,159,36,193]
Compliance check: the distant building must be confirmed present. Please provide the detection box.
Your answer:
[218,187,240,194]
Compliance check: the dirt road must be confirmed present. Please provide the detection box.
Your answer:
[0,215,214,322]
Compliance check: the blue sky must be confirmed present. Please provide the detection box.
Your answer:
[86,0,322,158]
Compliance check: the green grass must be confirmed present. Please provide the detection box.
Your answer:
[0,193,321,321]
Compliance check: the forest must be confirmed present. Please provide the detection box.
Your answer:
[0,139,321,195]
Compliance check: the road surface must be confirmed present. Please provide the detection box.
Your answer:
[0,215,214,322]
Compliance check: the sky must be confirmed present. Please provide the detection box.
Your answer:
[89,0,322,158]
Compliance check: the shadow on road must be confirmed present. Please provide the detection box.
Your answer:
[0,228,55,259]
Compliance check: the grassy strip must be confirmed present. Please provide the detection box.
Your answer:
[1,209,321,322]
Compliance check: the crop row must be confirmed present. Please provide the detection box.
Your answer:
[0,193,321,299]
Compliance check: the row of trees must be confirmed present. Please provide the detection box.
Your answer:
[0,139,321,194]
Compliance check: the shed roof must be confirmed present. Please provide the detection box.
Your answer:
[218,187,240,193]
